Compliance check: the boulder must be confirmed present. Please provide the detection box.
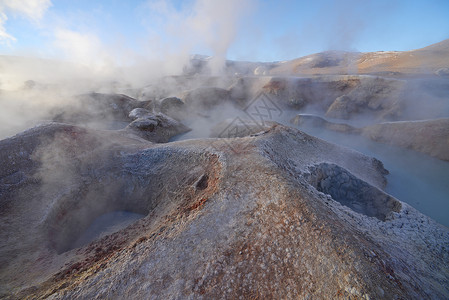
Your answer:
[155,97,185,120]
[125,112,191,143]
[128,108,153,120]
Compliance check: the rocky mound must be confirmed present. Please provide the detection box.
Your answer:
[290,114,360,134]
[325,77,405,120]
[291,114,449,162]
[362,118,449,161]
[1,123,448,299]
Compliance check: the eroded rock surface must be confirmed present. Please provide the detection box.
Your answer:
[325,77,404,120]
[1,123,448,299]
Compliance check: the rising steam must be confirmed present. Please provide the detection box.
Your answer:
[0,0,256,139]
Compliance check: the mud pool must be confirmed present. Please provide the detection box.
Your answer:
[295,125,449,228]
[71,211,145,250]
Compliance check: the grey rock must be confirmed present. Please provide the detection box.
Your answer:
[126,112,191,143]
[129,118,158,130]
[129,108,153,120]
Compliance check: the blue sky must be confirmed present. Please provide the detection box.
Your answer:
[1,0,448,62]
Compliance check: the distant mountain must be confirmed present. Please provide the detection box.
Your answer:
[183,39,449,77]
[268,39,449,76]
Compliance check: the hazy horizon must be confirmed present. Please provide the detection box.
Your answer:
[1,0,448,65]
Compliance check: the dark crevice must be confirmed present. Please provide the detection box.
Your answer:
[195,174,209,190]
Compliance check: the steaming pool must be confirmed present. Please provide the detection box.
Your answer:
[295,125,449,228]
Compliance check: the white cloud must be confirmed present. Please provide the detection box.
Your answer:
[0,11,15,43]
[0,0,52,44]
[1,0,51,21]
[53,28,114,73]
